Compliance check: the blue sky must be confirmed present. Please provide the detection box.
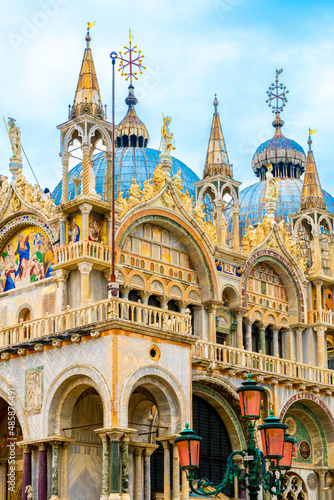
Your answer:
[1,0,334,194]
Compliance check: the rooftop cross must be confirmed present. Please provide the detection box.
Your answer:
[118,29,146,85]
[266,69,289,115]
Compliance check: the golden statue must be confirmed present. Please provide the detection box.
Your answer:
[128,178,142,207]
[171,170,183,197]
[242,225,256,254]
[194,203,206,227]
[181,190,194,213]
[262,213,272,237]
[142,179,155,201]
[255,224,265,245]
[8,118,21,158]
[153,164,166,194]
[265,164,278,202]
[116,191,129,218]
[204,221,217,246]
[161,114,174,156]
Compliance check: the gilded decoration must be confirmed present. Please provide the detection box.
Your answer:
[13,172,56,219]
[0,225,55,292]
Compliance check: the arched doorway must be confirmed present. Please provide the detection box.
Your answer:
[192,395,233,497]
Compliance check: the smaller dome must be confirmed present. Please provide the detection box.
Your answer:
[252,115,306,180]
[116,86,149,148]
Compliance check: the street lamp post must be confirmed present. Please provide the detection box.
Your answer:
[175,374,296,500]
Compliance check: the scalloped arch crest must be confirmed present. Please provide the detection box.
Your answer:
[0,215,56,244]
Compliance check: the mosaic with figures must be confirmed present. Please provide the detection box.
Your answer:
[0,225,54,293]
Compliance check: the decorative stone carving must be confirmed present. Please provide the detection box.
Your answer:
[194,203,206,227]
[10,193,21,212]
[13,172,56,218]
[242,225,256,254]
[153,164,166,194]
[26,368,43,413]
[181,190,194,214]
[204,220,217,246]
[25,485,33,500]
[142,179,155,201]
[116,191,129,219]
[171,170,183,197]
[8,118,22,159]
[128,178,142,207]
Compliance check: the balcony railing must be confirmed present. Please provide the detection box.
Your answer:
[0,298,192,349]
[54,241,112,264]
[308,309,334,326]
[193,340,334,387]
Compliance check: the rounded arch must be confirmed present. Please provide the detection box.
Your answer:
[279,392,334,467]
[242,250,307,324]
[17,303,33,322]
[116,209,218,301]
[129,272,146,290]
[42,364,111,436]
[148,277,165,294]
[168,283,183,299]
[192,375,246,450]
[318,214,333,235]
[0,215,57,245]
[0,377,29,439]
[120,365,189,433]
[292,214,315,239]
[222,284,240,308]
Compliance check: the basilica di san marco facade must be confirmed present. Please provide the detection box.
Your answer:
[1,28,334,500]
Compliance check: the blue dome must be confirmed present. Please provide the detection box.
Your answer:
[52,147,200,205]
[254,136,305,156]
[228,179,334,235]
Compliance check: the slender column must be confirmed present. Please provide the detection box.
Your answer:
[283,327,293,360]
[207,304,218,344]
[61,152,70,204]
[22,445,32,500]
[51,443,60,500]
[171,442,180,500]
[60,443,70,500]
[232,206,240,251]
[313,232,322,273]
[314,280,324,311]
[60,215,68,247]
[244,318,254,351]
[38,443,47,500]
[161,440,170,500]
[120,438,130,500]
[79,202,93,241]
[176,300,187,315]
[315,326,327,368]
[98,435,109,500]
[139,291,150,306]
[259,324,266,354]
[294,328,304,364]
[133,447,143,500]
[216,200,223,247]
[143,447,157,500]
[109,438,121,500]
[318,470,326,500]
[234,311,244,349]
[77,262,93,306]
[272,326,279,357]
[104,152,113,203]
[82,144,91,196]
[54,270,69,313]
[159,295,169,310]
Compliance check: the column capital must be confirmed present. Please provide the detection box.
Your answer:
[139,290,151,300]
[120,285,131,295]
[313,279,324,287]
[315,326,327,336]
[104,151,113,161]
[59,213,68,223]
[294,327,305,336]
[79,202,93,214]
[244,317,255,326]
[258,321,268,330]
[133,446,144,456]
[61,151,71,162]
[51,269,70,283]
[77,261,93,275]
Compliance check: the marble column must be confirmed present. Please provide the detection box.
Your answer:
[315,326,327,368]
[313,233,322,274]
[133,447,143,500]
[318,470,326,500]
[109,439,120,500]
[171,441,180,500]
[143,447,157,500]
[22,445,32,500]
[216,200,223,247]
[294,328,304,364]
[59,214,68,247]
[207,304,218,344]
[232,206,240,251]
[54,269,69,313]
[181,471,189,500]
[272,326,279,357]
[161,440,170,500]
[234,311,244,349]
[259,325,266,354]
[51,443,60,500]
[120,439,130,500]
[82,144,91,196]
[77,261,93,306]
[314,279,323,311]
[61,152,70,204]
[38,443,47,500]
[79,202,93,241]
[244,318,254,351]
[99,435,109,500]
[60,443,70,500]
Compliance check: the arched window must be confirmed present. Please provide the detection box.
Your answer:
[192,395,233,497]
[167,300,179,312]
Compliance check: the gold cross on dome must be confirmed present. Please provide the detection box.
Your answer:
[118,29,146,85]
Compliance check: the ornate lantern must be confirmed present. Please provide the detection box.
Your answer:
[274,432,296,470]
[258,410,288,460]
[236,374,265,420]
[175,424,202,470]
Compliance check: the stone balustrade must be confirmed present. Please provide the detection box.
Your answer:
[308,309,334,326]
[54,240,112,264]
[0,298,192,349]
[193,340,334,388]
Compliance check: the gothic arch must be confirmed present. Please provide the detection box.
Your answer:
[318,214,333,235]
[116,209,218,301]
[88,125,112,151]
[120,365,189,433]
[42,364,111,436]
[197,184,218,205]
[292,215,315,239]
[221,183,238,205]
[61,124,84,152]
[242,250,307,324]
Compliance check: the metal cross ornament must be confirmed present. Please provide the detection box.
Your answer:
[118,29,146,85]
[266,69,289,114]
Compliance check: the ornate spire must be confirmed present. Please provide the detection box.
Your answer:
[203,95,232,179]
[299,129,326,211]
[70,24,105,120]
[266,68,288,136]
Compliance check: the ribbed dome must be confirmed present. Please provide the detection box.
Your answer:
[252,116,306,181]
[52,147,199,205]
[227,178,334,236]
[116,86,149,148]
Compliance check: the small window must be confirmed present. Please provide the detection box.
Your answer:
[120,254,125,263]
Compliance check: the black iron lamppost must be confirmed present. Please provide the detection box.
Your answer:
[175,374,296,500]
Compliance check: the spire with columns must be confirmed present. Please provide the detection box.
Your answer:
[70,25,105,120]
[203,95,232,179]
[299,130,326,211]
